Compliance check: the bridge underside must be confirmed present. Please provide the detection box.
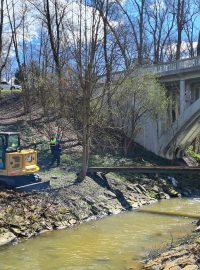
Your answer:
[160,112,200,159]
[134,58,200,159]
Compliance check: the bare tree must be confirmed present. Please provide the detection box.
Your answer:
[67,1,103,179]
[27,0,70,111]
[184,7,198,58]
[172,0,197,59]
[0,0,12,81]
[63,0,128,179]
[6,0,31,112]
[146,0,175,63]
[112,0,147,65]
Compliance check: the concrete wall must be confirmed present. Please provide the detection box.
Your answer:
[134,116,159,155]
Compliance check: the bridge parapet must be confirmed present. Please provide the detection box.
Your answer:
[144,56,200,75]
[98,56,200,84]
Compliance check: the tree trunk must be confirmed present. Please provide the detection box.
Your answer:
[79,129,90,180]
[78,84,91,181]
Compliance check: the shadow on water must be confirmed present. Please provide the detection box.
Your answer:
[138,209,200,219]
[90,173,133,210]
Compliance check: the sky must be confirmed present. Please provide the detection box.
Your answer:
[2,0,200,80]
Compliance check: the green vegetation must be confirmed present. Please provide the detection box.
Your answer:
[0,90,22,93]
[186,146,200,161]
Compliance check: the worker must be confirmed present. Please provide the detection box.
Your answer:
[49,136,61,166]
[49,136,57,154]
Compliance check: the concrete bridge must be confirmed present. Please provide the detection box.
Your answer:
[135,56,200,159]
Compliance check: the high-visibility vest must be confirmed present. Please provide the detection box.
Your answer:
[50,138,57,144]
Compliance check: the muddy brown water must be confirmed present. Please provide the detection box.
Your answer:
[0,198,200,270]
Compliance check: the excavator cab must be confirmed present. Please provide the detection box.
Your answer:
[0,132,50,191]
[0,132,39,177]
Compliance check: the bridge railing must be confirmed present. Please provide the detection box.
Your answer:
[144,56,200,74]
[98,56,200,83]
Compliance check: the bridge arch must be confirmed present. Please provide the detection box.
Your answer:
[158,98,200,159]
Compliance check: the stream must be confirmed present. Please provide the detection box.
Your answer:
[0,198,200,270]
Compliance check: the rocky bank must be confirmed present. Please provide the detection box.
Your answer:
[143,236,200,270]
[0,171,180,247]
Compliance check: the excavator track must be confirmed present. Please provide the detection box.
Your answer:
[0,174,50,192]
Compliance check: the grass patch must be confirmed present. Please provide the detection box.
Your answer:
[61,153,82,168]
[0,90,22,93]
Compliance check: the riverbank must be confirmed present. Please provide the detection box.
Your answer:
[1,171,200,270]
[143,234,200,270]
[0,168,182,247]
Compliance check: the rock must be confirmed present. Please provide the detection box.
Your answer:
[59,207,70,214]
[51,176,58,179]
[163,185,179,197]
[78,211,90,220]
[163,193,170,199]
[182,266,199,270]
[194,237,200,244]
[84,196,95,204]
[136,184,147,193]
[193,226,200,232]
[103,190,116,198]
[152,186,159,192]
[0,231,16,246]
[140,199,148,205]
[134,187,143,194]
[10,227,22,236]
[68,218,77,225]
[13,215,24,224]
[158,192,168,199]
[130,202,139,208]
[126,186,135,192]
[164,262,181,270]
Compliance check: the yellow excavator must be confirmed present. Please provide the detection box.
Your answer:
[0,132,49,191]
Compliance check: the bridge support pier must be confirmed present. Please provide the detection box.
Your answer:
[180,80,186,114]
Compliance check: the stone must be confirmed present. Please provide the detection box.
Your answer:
[68,218,77,225]
[182,265,199,270]
[136,184,147,193]
[0,231,16,246]
[140,199,148,205]
[131,202,139,208]
[194,237,200,244]
[103,190,116,198]
[193,226,200,233]
[84,196,95,204]
[134,187,143,194]
[152,186,159,192]
[164,265,181,270]
[10,227,21,236]
[59,207,70,214]
[126,186,135,192]
[168,255,195,268]
[51,176,58,179]
[158,192,168,199]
